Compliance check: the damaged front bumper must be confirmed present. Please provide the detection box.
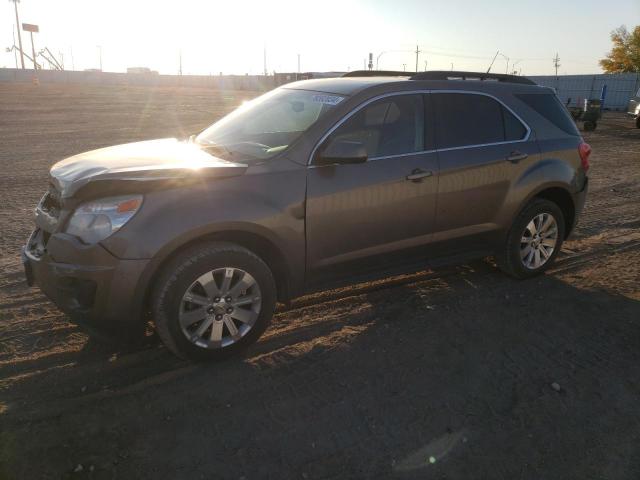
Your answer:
[22,227,149,332]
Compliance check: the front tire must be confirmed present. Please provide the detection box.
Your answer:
[152,242,276,361]
[497,199,565,279]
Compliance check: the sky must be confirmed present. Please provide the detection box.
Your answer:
[1,0,639,76]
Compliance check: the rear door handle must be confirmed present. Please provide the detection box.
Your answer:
[506,151,528,163]
[406,168,433,182]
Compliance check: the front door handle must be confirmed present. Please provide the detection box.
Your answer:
[506,151,528,163]
[406,168,433,182]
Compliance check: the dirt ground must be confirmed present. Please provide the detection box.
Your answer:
[1,83,639,480]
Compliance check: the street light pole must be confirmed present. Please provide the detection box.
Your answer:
[10,0,25,69]
[498,53,510,74]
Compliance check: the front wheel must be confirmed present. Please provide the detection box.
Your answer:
[152,242,276,361]
[496,199,565,279]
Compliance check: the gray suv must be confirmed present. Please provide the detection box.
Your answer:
[23,71,590,360]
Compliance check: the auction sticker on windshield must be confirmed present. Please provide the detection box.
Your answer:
[312,94,344,105]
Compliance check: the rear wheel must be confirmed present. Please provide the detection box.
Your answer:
[497,199,565,279]
[583,120,596,131]
[635,116,640,129]
[152,242,276,361]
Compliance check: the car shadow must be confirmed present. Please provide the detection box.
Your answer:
[3,259,640,479]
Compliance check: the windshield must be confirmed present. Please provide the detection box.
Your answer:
[196,88,344,162]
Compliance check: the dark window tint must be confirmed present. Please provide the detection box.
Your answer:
[433,93,505,148]
[326,94,424,158]
[503,107,527,141]
[516,93,579,136]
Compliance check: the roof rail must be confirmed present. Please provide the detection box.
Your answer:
[342,70,413,78]
[410,70,536,85]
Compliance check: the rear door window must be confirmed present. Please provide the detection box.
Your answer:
[516,93,580,136]
[433,93,525,149]
[326,94,424,158]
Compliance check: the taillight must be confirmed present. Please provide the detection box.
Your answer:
[579,141,591,172]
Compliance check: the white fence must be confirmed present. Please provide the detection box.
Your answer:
[0,68,276,91]
[2,68,639,110]
[529,73,640,110]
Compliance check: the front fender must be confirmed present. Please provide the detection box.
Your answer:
[101,169,307,280]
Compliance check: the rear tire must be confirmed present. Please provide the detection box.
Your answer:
[583,120,596,131]
[151,242,276,361]
[496,199,565,279]
[635,116,640,129]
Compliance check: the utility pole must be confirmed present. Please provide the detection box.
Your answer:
[402,63,406,71]
[553,53,560,77]
[12,25,18,68]
[29,29,36,69]
[10,0,25,69]
[414,44,420,73]
[263,44,267,76]
[424,60,427,71]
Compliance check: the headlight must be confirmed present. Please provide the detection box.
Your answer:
[65,195,143,244]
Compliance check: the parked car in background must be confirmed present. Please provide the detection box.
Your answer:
[23,71,591,361]
[628,87,640,128]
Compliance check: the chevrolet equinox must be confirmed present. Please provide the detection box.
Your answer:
[23,71,591,360]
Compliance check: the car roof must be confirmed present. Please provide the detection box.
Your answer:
[282,75,547,97]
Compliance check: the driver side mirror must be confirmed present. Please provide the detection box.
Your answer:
[315,139,368,166]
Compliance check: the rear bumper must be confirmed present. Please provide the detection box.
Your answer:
[569,177,589,236]
[23,229,149,332]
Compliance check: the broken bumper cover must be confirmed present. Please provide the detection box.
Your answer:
[22,229,149,331]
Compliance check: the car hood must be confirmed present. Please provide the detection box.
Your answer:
[50,138,248,198]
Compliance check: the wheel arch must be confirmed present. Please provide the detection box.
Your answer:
[136,227,296,326]
[519,184,576,239]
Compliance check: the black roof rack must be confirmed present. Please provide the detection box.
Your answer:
[342,70,413,78]
[410,70,536,85]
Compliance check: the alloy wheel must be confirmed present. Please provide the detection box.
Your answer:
[520,212,558,270]
[179,267,262,349]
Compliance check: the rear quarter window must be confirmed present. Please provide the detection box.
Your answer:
[516,93,579,136]
[432,93,527,149]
